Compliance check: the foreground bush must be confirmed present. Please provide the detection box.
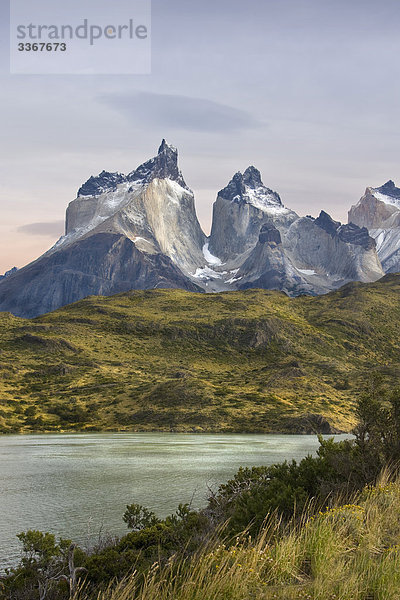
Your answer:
[93,477,400,600]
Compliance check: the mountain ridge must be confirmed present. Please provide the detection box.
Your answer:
[0,140,397,317]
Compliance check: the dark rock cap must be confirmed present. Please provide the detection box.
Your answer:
[258,223,282,245]
[128,139,189,190]
[77,140,190,197]
[78,171,126,197]
[242,166,263,188]
[315,211,375,250]
[338,223,376,250]
[376,180,400,199]
[218,167,282,205]
[314,210,340,236]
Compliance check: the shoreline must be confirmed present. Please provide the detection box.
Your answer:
[0,427,350,436]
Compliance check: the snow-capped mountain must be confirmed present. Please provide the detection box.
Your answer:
[348,181,400,273]
[0,141,389,318]
[209,166,298,263]
[56,139,206,275]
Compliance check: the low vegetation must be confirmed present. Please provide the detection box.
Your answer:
[95,479,400,600]
[1,274,400,433]
[2,382,400,599]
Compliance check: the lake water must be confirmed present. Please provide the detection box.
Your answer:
[0,433,350,569]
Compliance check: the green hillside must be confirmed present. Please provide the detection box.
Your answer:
[1,274,400,434]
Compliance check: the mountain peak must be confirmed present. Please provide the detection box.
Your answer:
[314,210,340,236]
[375,180,400,200]
[243,166,263,188]
[315,210,375,250]
[77,141,189,199]
[218,168,282,210]
[158,139,176,155]
[129,140,189,190]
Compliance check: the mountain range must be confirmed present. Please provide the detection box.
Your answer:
[0,140,398,318]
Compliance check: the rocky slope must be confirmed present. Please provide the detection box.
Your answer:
[0,267,17,281]
[0,142,391,317]
[348,181,400,273]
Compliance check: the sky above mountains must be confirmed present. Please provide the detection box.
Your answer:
[0,0,399,273]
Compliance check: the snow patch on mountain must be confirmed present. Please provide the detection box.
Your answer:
[226,275,242,284]
[373,191,400,209]
[240,186,289,213]
[297,268,317,276]
[202,243,222,266]
[192,266,227,280]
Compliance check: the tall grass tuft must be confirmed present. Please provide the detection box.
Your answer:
[90,475,400,600]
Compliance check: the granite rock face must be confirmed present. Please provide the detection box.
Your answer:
[208,167,298,262]
[235,211,383,295]
[258,223,282,245]
[0,141,205,317]
[0,233,202,319]
[0,142,390,318]
[348,181,400,273]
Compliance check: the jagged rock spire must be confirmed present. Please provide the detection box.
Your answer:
[218,166,282,206]
[242,166,263,188]
[129,139,189,190]
[77,140,190,198]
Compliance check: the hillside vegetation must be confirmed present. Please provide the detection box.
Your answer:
[1,274,400,434]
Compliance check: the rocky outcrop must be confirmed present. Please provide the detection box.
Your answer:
[258,223,282,245]
[0,267,18,281]
[128,139,189,190]
[337,223,375,251]
[234,210,383,295]
[281,413,341,434]
[377,180,400,202]
[348,185,400,230]
[77,171,126,198]
[0,141,206,318]
[236,222,312,294]
[348,181,400,273]
[60,141,206,276]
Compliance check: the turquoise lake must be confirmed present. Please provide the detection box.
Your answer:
[0,432,351,569]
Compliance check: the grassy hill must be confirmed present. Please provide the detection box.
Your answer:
[1,273,400,434]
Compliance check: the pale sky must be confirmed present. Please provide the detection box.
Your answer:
[1,0,399,273]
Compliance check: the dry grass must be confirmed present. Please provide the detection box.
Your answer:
[88,475,400,600]
[2,275,400,433]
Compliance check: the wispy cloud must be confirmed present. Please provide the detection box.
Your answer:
[99,92,263,133]
[17,221,64,237]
